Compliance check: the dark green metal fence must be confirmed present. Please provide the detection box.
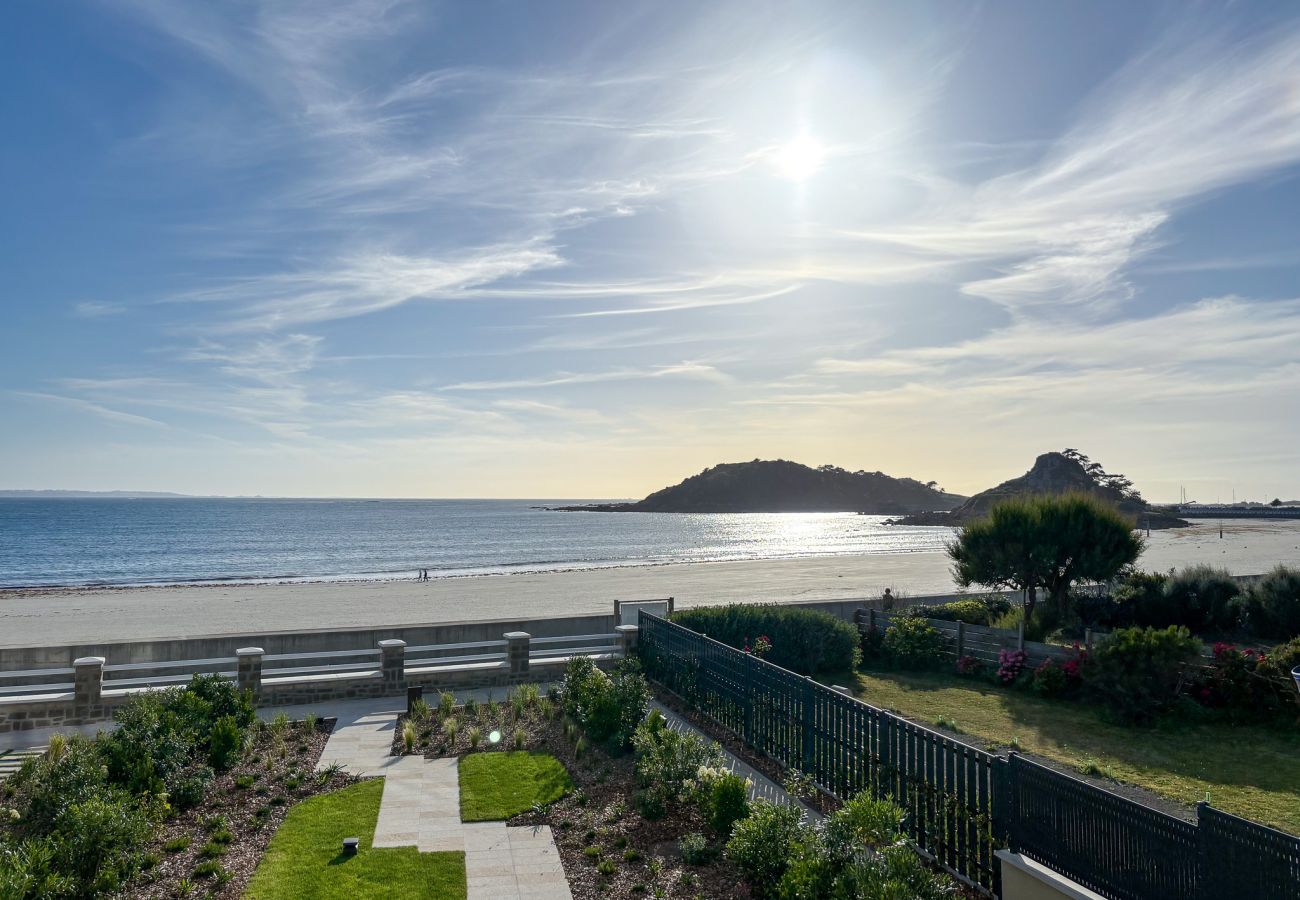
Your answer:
[638,610,1300,900]
[638,611,1001,892]
[1198,804,1300,900]
[1005,754,1198,900]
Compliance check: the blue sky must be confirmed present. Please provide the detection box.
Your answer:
[3,0,1300,500]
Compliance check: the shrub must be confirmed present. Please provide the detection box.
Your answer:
[1256,637,1300,716]
[1111,569,1169,627]
[725,800,805,892]
[996,649,1027,685]
[1161,566,1243,633]
[49,792,154,895]
[705,771,750,837]
[402,720,418,754]
[671,604,861,674]
[847,842,958,899]
[561,656,648,748]
[911,597,1008,626]
[823,792,905,853]
[1031,659,1069,697]
[1082,626,1203,722]
[1194,641,1297,721]
[633,713,725,815]
[773,794,952,900]
[882,618,947,669]
[1244,566,1300,639]
[207,715,243,772]
[955,655,984,677]
[679,831,712,865]
[169,766,214,810]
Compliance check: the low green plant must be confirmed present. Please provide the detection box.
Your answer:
[781,768,816,801]
[467,726,482,750]
[679,831,711,865]
[597,859,618,877]
[513,729,527,750]
[706,771,750,837]
[402,720,418,754]
[443,717,459,743]
[164,835,192,853]
[409,698,431,723]
[192,860,224,879]
[438,691,456,720]
[302,711,320,732]
[198,840,226,859]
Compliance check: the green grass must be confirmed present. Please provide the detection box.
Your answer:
[244,780,466,899]
[458,751,573,822]
[835,667,1300,835]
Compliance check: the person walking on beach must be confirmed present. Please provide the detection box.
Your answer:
[881,587,894,609]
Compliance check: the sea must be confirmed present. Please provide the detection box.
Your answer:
[0,498,956,589]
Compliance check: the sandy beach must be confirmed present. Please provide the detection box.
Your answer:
[2,520,1297,648]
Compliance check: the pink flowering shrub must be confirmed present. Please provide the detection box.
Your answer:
[997,649,1027,684]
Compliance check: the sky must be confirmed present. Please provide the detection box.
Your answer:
[3,0,1300,501]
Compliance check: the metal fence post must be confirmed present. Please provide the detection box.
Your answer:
[999,752,1018,851]
[801,675,816,775]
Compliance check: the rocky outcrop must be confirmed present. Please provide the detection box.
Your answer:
[891,452,1188,529]
[552,459,965,514]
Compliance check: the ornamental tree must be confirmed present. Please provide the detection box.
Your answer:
[947,493,1143,622]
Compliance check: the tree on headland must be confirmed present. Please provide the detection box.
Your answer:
[947,493,1144,621]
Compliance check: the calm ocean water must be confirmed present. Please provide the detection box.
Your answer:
[0,499,955,588]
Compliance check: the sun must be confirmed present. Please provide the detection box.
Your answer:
[772,135,825,181]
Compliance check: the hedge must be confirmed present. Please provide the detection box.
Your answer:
[671,604,861,674]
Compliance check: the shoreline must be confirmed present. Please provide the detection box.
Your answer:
[2,520,1296,648]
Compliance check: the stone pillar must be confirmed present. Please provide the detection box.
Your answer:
[73,656,105,710]
[615,624,639,658]
[379,639,406,692]
[504,631,530,677]
[236,647,264,698]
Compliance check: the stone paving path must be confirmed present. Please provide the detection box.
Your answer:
[370,754,571,899]
[301,691,569,899]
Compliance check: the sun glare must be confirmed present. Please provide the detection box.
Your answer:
[772,135,825,181]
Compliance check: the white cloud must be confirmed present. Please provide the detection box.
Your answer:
[72,301,126,318]
[442,362,729,391]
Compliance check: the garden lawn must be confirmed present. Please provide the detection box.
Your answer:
[459,751,573,822]
[244,779,466,899]
[838,667,1300,835]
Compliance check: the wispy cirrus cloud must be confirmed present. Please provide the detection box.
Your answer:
[442,362,729,391]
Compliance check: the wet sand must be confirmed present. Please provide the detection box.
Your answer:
[2,520,1296,647]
